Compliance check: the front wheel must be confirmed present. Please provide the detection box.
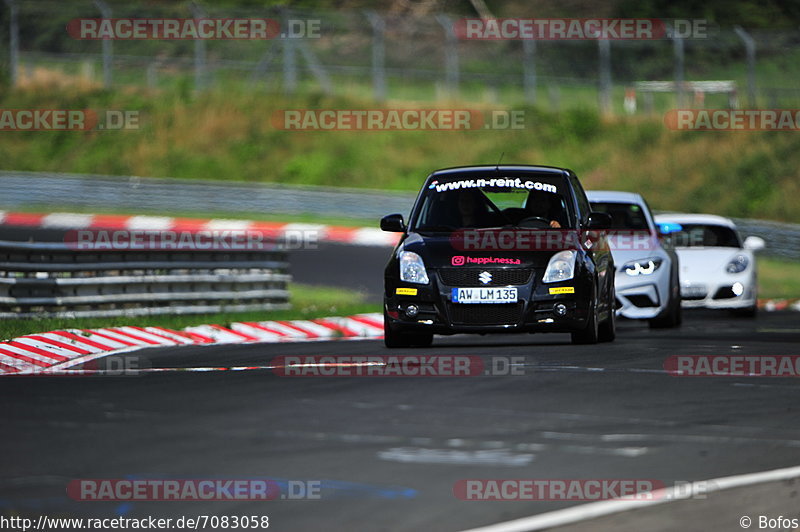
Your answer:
[649,273,682,329]
[598,283,616,343]
[571,297,599,345]
[384,313,433,348]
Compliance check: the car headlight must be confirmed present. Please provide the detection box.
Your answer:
[399,251,430,284]
[622,258,663,276]
[542,250,576,283]
[726,255,749,274]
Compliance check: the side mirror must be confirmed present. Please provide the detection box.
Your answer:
[585,212,612,230]
[380,214,406,233]
[743,235,765,251]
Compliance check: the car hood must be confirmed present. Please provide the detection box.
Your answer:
[607,247,668,270]
[401,232,555,269]
[674,247,747,277]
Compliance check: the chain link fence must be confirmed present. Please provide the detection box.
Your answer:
[2,2,800,112]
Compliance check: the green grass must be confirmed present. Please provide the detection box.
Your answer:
[758,257,800,300]
[2,80,800,224]
[0,283,379,341]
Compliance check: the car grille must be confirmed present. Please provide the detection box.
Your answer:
[681,284,708,301]
[448,302,524,325]
[713,286,737,300]
[438,268,533,287]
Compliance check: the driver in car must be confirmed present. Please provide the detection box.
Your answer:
[524,190,562,228]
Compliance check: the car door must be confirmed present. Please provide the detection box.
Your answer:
[569,174,613,308]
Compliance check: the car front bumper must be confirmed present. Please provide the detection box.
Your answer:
[613,270,670,320]
[680,275,756,309]
[384,269,595,335]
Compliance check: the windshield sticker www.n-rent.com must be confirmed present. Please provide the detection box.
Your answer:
[429,178,558,193]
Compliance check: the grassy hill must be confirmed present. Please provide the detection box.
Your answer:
[1,77,799,223]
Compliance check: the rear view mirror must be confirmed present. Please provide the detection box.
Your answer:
[743,235,765,251]
[380,214,406,233]
[586,212,612,230]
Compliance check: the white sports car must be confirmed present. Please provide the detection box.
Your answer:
[653,214,764,317]
[588,191,681,328]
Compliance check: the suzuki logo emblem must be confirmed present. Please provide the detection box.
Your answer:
[479,271,492,285]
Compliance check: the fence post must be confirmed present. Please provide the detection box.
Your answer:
[598,38,611,114]
[436,15,459,98]
[523,39,536,105]
[3,0,18,87]
[93,0,112,88]
[366,11,386,103]
[672,30,685,107]
[282,9,297,94]
[734,26,756,107]
[189,2,207,91]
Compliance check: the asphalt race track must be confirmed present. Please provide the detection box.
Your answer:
[3,315,800,528]
[1,231,800,531]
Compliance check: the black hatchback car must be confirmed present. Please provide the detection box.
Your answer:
[381,165,616,347]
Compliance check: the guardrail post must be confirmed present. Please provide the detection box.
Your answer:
[93,0,113,88]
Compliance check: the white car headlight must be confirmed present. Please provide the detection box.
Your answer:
[726,255,749,274]
[622,258,663,276]
[542,250,576,283]
[399,251,429,284]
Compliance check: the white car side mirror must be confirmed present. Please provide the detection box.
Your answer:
[743,236,765,251]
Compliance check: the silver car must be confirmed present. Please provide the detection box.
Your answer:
[588,191,681,328]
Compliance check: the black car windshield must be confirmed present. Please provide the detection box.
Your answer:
[411,175,573,233]
[589,201,652,232]
[668,223,741,248]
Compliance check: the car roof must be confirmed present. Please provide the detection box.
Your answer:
[654,213,737,228]
[586,190,646,204]
[429,165,572,178]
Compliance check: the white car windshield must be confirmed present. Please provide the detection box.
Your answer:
[668,223,742,248]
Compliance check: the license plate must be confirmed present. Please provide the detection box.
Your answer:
[681,285,707,298]
[451,287,518,304]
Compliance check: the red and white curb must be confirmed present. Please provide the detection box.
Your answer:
[0,313,384,375]
[759,298,800,311]
[0,211,399,247]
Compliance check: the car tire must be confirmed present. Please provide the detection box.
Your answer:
[731,305,757,318]
[384,312,434,348]
[572,294,600,345]
[649,271,681,329]
[598,282,616,343]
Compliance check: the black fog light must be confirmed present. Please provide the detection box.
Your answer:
[405,304,419,318]
[553,303,567,317]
